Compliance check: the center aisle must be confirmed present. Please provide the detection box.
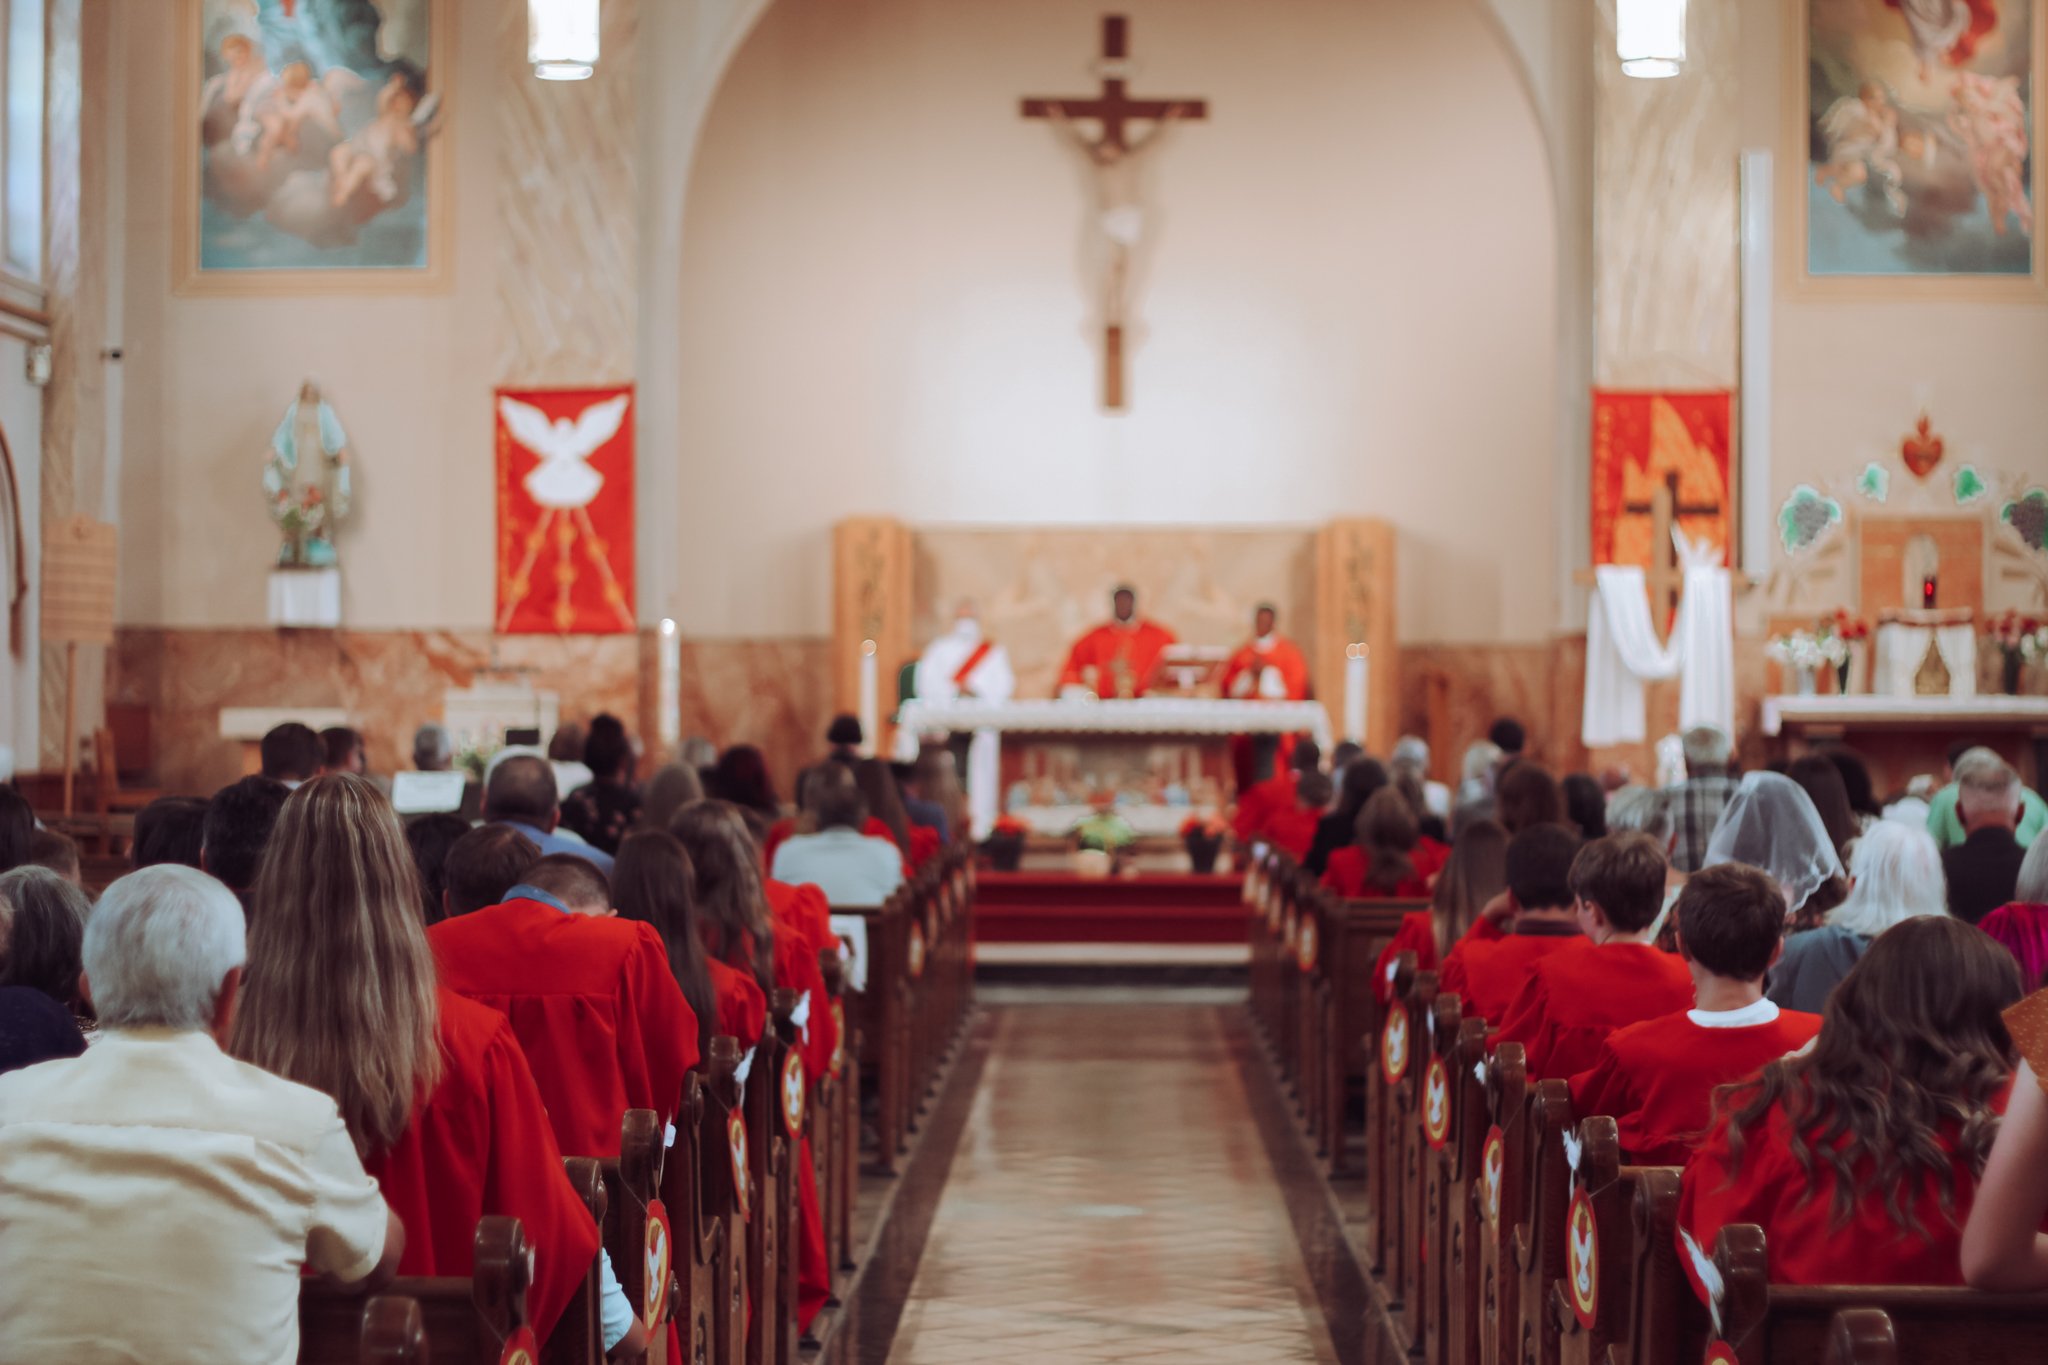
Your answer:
[886,994,1338,1364]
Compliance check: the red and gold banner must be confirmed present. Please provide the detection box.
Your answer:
[495,385,636,635]
[1589,390,1733,568]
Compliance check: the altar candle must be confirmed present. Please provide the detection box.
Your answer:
[1921,574,1938,610]
[657,618,681,752]
[1344,644,1369,744]
[859,640,879,758]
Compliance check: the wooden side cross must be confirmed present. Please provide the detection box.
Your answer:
[1020,16,1207,410]
[1577,471,1724,645]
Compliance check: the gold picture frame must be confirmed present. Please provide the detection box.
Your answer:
[1783,0,2047,300]
[173,0,454,297]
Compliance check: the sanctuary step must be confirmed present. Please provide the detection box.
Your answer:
[973,870,1250,945]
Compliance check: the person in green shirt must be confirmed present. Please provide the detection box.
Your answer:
[1927,775,2047,850]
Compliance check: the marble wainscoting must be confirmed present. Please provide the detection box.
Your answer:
[1399,635,1772,789]
[111,629,832,798]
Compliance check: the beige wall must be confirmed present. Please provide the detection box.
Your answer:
[673,0,1561,646]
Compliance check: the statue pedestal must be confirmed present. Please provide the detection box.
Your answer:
[267,567,341,629]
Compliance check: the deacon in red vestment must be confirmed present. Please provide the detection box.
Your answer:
[366,989,603,1342]
[428,884,697,1160]
[1058,585,1178,699]
[1218,603,1312,703]
[1569,864,1821,1163]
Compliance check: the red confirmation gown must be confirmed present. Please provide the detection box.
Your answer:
[429,896,698,1159]
[1493,942,1696,1080]
[365,990,603,1341]
[1058,619,1178,698]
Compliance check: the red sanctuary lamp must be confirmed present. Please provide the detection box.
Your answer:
[1921,574,1938,609]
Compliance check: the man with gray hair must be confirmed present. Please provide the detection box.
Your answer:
[412,721,454,771]
[1667,723,1739,875]
[484,751,614,875]
[0,865,402,1361]
[1942,747,2029,925]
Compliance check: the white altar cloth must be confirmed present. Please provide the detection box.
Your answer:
[1760,694,2048,737]
[895,698,1333,839]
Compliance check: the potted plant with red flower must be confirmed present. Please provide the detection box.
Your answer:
[1181,813,1227,875]
[1990,610,2043,695]
[1829,610,1870,693]
[983,814,1029,872]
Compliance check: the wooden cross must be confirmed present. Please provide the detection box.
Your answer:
[1021,16,1207,410]
[1625,470,1721,639]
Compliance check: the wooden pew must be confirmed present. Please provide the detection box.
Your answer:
[840,891,910,1175]
[741,990,797,1365]
[1393,969,1441,1346]
[1706,1224,2048,1365]
[1416,994,1470,1365]
[1324,893,1428,1176]
[1623,1167,1700,1365]
[700,1038,749,1365]
[1442,1015,1490,1365]
[596,1112,664,1365]
[1549,1116,1675,1365]
[814,949,857,1280]
[360,1296,430,1364]
[1477,1043,1528,1365]
[1367,951,1419,1285]
[544,1157,608,1365]
[301,1217,534,1365]
[1510,1080,1575,1365]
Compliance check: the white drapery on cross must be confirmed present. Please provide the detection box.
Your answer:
[1582,531,1734,747]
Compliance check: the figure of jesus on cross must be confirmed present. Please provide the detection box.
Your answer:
[1022,16,1207,410]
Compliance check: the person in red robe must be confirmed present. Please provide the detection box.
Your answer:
[1568,865,1821,1165]
[1372,819,1508,1003]
[1495,832,1693,1079]
[228,776,630,1349]
[1680,916,2024,1290]
[1322,787,1442,900]
[673,800,836,1331]
[1219,603,1314,793]
[1235,738,1317,845]
[428,831,698,1162]
[1439,824,1585,1026]
[1262,771,1330,861]
[1057,585,1178,698]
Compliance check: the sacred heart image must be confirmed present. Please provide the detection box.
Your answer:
[494,385,636,634]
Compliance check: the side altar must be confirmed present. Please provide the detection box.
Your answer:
[895,697,1333,841]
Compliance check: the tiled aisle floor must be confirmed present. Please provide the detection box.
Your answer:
[886,999,1338,1364]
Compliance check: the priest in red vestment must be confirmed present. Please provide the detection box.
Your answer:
[1058,586,1177,699]
[1566,865,1819,1164]
[429,876,698,1160]
[1493,832,1694,1079]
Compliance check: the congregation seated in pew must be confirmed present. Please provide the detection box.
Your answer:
[1320,785,1443,899]
[1261,768,1329,861]
[1567,863,1820,1165]
[0,865,405,1360]
[1681,917,2024,1288]
[1978,840,2048,986]
[1368,816,1506,1003]
[1438,823,1584,1025]
[1769,819,1948,1012]
[1495,831,1695,1080]
[613,828,768,1064]
[771,762,906,908]
[226,775,637,1353]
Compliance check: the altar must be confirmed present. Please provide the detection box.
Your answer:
[1762,694,2048,792]
[895,697,1333,840]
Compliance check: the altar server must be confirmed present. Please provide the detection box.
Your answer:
[911,601,1014,838]
[1058,585,1177,698]
[1219,603,1310,701]
[1567,864,1820,1165]
[1494,831,1694,1079]
[1681,916,2022,1288]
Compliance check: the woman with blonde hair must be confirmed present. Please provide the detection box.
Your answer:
[230,775,636,1352]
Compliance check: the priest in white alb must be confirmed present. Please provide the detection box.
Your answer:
[908,600,1015,838]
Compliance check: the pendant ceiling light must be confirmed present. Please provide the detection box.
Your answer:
[1617,0,1687,79]
[529,0,600,81]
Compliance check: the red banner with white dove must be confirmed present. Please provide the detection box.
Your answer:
[494,385,636,635]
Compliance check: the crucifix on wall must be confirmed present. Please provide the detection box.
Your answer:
[1021,16,1207,411]
[1626,470,1722,642]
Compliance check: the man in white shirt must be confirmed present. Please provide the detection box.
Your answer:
[772,764,906,908]
[909,600,1015,839]
[0,865,403,1365]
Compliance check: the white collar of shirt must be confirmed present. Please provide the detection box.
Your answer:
[1253,634,1276,652]
[1688,997,1779,1029]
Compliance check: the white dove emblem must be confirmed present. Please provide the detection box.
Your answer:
[1570,1202,1596,1303]
[783,1054,807,1131]
[1679,1226,1725,1335]
[497,394,630,509]
[1426,1066,1448,1132]
[1483,1141,1503,1221]
[1386,1011,1408,1070]
[644,1220,668,1317]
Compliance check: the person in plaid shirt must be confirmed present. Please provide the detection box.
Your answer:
[1668,724,1738,874]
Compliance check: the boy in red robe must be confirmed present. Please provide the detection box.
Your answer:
[1058,586,1177,698]
[429,841,697,1161]
[1262,771,1330,861]
[1568,864,1821,1164]
[1439,824,1585,1025]
[1494,831,1695,1080]
[1235,739,1318,844]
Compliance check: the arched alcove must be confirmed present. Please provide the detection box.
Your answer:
[670,0,1559,643]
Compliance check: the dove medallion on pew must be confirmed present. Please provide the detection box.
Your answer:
[1566,1187,1599,1327]
[1424,1058,1450,1149]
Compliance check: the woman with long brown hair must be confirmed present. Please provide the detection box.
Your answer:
[1680,915,2024,1285]
[1368,819,1510,1002]
[670,799,835,1332]
[854,757,929,866]
[1321,787,1431,899]
[229,775,633,1350]
[613,829,765,1056]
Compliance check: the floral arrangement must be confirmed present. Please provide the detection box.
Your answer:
[1070,810,1137,852]
[1829,609,1870,644]
[1765,624,1850,671]
[989,814,1029,839]
[1180,814,1227,841]
[1989,610,2045,660]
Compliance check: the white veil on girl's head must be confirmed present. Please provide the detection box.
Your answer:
[1702,771,1845,914]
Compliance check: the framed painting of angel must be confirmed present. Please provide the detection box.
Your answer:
[175,0,451,295]
[1792,0,2044,296]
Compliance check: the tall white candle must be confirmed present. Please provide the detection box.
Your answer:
[657,618,681,752]
[859,640,879,758]
[1345,643,1369,744]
